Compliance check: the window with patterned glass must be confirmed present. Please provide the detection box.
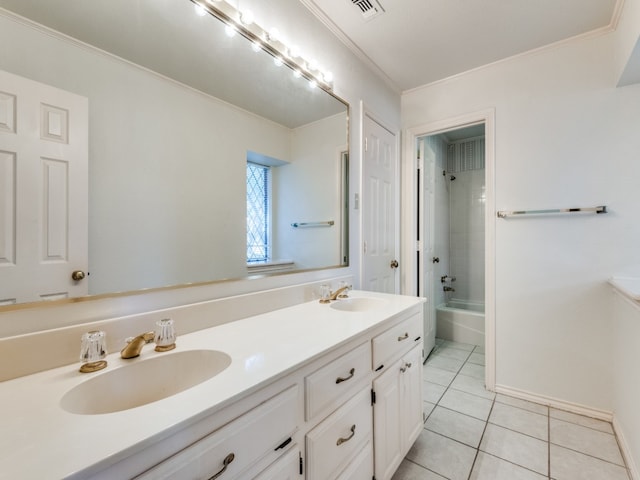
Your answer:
[246,162,270,263]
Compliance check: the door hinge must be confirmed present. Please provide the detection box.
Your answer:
[416,240,423,251]
[363,241,367,254]
[371,389,376,405]
[299,452,303,475]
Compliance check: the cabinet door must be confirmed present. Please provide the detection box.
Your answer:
[372,359,403,480]
[400,344,424,449]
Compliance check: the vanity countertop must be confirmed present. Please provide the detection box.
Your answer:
[0,290,423,479]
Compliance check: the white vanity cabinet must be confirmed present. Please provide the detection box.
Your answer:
[0,291,426,480]
[371,312,424,480]
[135,386,298,479]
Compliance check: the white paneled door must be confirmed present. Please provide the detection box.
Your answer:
[362,114,398,294]
[418,139,436,355]
[0,69,88,304]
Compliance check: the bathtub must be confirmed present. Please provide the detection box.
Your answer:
[436,300,485,346]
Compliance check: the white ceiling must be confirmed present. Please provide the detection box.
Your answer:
[303,0,620,92]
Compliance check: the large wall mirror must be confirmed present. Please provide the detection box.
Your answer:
[0,0,349,309]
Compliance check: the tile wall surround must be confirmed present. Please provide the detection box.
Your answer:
[0,275,352,381]
[423,134,485,307]
[447,138,485,305]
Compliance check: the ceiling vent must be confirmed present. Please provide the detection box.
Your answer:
[351,0,385,21]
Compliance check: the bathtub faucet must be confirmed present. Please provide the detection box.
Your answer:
[440,275,456,283]
[443,286,455,292]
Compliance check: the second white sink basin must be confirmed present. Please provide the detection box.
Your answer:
[330,297,387,312]
[61,349,231,415]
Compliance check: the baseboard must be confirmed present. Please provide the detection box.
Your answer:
[613,415,639,480]
[494,384,613,421]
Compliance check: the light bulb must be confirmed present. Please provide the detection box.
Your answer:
[240,10,254,26]
[289,45,301,59]
[269,28,280,42]
[194,4,207,16]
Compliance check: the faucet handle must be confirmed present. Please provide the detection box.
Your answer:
[154,318,176,352]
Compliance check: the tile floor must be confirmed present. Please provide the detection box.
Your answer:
[392,339,631,480]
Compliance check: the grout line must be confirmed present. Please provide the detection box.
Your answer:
[549,442,630,469]
[466,394,495,480]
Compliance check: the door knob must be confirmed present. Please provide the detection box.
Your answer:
[432,257,440,263]
[71,270,86,281]
[390,259,399,269]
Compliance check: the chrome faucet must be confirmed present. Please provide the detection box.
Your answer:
[120,331,155,359]
[443,286,455,292]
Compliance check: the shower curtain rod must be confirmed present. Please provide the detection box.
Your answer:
[497,205,607,218]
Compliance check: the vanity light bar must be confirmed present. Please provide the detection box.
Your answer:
[190,0,334,91]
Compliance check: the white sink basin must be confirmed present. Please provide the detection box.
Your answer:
[330,297,387,312]
[61,349,231,415]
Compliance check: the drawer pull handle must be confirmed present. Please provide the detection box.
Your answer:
[336,368,355,384]
[336,425,356,446]
[208,453,234,480]
[400,366,407,373]
[397,332,409,341]
[405,362,412,369]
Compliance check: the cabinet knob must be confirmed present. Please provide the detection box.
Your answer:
[207,453,234,480]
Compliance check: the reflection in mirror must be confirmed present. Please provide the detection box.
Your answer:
[0,0,349,308]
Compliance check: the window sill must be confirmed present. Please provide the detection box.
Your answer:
[247,260,295,274]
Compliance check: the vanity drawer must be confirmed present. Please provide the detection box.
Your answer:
[135,386,298,480]
[305,341,371,420]
[372,312,422,371]
[305,386,373,480]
